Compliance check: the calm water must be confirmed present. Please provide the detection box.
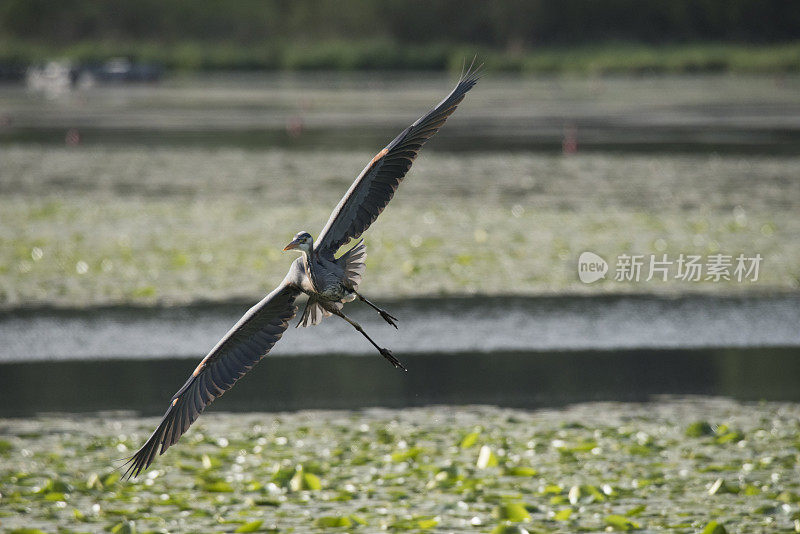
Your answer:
[1,295,798,416]
[3,73,800,153]
[2,347,799,417]
[1,294,798,362]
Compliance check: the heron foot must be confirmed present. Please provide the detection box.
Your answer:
[355,291,398,329]
[379,309,399,329]
[380,348,407,371]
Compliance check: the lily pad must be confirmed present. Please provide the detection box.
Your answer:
[235,520,264,532]
[315,516,352,528]
[700,520,728,534]
[604,514,640,531]
[494,502,531,522]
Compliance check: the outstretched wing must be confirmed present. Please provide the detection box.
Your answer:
[314,63,480,259]
[123,283,300,479]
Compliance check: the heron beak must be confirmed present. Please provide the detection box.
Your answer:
[283,240,300,251]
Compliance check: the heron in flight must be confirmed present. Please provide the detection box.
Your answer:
[123,65,479,479]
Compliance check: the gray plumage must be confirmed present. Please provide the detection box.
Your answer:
[296,239,366,327]
[123,63,479,479]
[315,67,480,259]
[122,283,300,478]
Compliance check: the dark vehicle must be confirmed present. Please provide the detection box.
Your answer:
[84,58,162,83]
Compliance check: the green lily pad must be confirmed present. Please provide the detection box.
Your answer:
[315,516,352,528]
[554,508,573,521]
[391,446,423,463]
[700,520,728,534]
[505,466,537,477]
[494,502,531,522]
[685,421,714,437]
[234,520,264,533]
[490,524,528,534]
[203,480,233,492]
[110,521,136,534]
[460,431,480,449]
[604,514,640,531]
[417,517,439,529]
[477,445,499,469]
[289,465,322,491]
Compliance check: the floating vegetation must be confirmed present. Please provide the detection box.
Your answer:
[1,147,798,307]
[1,398,799,531]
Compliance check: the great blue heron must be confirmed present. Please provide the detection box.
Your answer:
[123,65,479,479]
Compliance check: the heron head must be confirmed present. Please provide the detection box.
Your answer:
[283,231,313,254]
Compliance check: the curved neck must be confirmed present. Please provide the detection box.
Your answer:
[301,248,315,275]
[299,237,314,259]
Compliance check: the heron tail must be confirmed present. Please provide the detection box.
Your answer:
[297,296,341,327]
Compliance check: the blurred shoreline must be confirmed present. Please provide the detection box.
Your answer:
[3,40,800,77]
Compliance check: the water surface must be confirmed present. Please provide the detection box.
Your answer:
[3,73,800,153]
[1,295,798,416]
[2,294,798,362]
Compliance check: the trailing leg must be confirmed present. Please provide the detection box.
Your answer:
[331,308,406,371]
[354,291,398,329]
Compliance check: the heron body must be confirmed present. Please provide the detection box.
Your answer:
[284,234,369,325]
[287,233,358,302]
[123,63,480,479]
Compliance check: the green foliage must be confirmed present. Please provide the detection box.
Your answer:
[685,421,745,445]
[626,505,646,517]
[505,466,537,477]
[2,1,798,48]
[708,478,738,495]
[202,480,233,492]
[1,36,800,73]
[494,502,531,522]
[416,517,439,529]
[110,521,136,534]
[476,445,499,469]
[391,446,424,463]
[700,520,728,534]
[234,520,263,533]
[685,421,715,437]
[553,508,573,521]
[490,525,528,534]
[604,514,640,530]
[2,0,800,72]
[289,465,322,491]
[459,430,480,449]
[315,516,352,528]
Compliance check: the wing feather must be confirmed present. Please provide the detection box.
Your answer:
[123,282,300,479]
[314,63,480,258]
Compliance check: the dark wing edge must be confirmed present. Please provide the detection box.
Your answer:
[122,282,300,479]
[314,61,481,258]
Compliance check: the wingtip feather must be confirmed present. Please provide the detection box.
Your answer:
[457,55,483,88]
